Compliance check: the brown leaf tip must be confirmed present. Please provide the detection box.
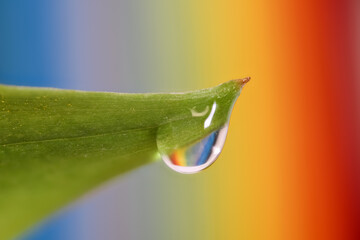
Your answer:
[241,77,251,84]
[233,77,251,87]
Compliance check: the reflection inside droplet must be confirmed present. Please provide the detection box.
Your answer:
[204,102,217,129]
[161,125,228,174]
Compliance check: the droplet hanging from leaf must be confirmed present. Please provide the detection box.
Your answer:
[0,77,250,239]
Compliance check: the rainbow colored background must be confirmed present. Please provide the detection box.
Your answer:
[1,0,359,239]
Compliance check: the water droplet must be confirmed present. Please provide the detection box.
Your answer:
[161,125,228,174]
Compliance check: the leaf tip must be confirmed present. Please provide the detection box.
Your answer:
[234,77,251,86]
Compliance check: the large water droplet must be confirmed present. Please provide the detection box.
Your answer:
[161,125,228,174]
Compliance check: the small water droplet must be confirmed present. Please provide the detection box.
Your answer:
[161,125,228,174]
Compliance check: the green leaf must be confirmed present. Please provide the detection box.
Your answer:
[0,78,249,239]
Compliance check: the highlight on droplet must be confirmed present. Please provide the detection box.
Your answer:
[161,125,229,174]
[204,102,217,129]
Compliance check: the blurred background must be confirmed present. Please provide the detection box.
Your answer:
[1,0,359,239]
